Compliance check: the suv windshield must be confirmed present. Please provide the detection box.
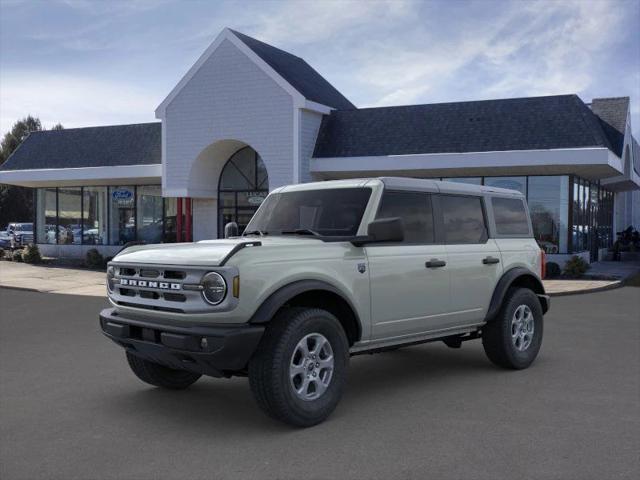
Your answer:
[245,188,372,237]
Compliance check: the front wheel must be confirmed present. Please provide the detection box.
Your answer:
[126,352,201,389]
[482,287,543,369]
[249,307,349,427]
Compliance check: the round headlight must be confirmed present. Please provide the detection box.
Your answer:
[106,266,115,293]
[201,272,227,305]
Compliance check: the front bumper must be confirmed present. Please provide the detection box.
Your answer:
[99,308,264,377]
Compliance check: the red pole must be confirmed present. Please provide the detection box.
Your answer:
[176,197,183,243]
[185,198,192,242]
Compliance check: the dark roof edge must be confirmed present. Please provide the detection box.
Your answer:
[349,93,580,112]
[25,121,161,135]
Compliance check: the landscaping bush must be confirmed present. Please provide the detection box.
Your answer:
[22,244,42,264]
[563,255,589,278]
[0,249,5,260]
[85,248,105,269]
[11,250,24,262]
[545,261,561,279]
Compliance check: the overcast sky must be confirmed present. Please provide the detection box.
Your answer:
[1,0,639,137]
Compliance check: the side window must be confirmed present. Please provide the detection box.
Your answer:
[492,197,530,235]
[376,191,434,243]
[440,195,487,244]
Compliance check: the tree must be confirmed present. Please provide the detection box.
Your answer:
[0,116,63,228]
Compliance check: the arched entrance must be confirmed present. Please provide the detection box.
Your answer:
[218,146,269,237]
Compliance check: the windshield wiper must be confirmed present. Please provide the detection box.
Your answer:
[280,228,321,237]
[243,229,268,236]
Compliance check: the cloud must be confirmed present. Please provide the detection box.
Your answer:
[249,0,411,46]
[0,72,158,132]
[347,0,627,107]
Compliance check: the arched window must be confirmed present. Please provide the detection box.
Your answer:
[218,146,268,236]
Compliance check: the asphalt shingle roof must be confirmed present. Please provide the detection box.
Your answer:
[590,97,629,157]
[313,94,616,158]
[230,29,355,111]
[0,122,161,171]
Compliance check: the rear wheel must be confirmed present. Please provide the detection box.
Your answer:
[482,287,543,369]
[126,352,201,389]
[249,307,349,427]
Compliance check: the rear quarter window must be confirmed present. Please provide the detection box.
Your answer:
[491,197,530,235]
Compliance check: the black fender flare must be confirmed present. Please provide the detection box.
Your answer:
[485,267,549,322]
[248,279,362,340]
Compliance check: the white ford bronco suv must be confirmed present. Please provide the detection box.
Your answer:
[100,177,549,427]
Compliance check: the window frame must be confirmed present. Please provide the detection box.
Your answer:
[373,189,437,246]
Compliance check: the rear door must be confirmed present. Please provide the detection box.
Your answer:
[439,194,502,326]
[366,190,451,341]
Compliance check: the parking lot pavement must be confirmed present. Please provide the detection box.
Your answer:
[1,288,638,480]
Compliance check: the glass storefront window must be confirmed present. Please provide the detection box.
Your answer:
[57,188,82,245]
[528,176,569,254]
[137,186,163,243]
[109,186,136,245]
[83,187,107,245]
[484,176,527,195]
[36,188,57,244]
[163,197,177,243]
[218,146,269,237]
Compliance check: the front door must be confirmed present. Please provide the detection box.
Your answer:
[366,191,451,341]
[217,146,269,237]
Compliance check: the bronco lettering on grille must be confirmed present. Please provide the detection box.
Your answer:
[119,278,181,290]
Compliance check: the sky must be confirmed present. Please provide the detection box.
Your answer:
[1,0,639,137]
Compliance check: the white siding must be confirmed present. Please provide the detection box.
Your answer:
[299,110,323,183]
[192,198,217,241]
[163,39,294,197]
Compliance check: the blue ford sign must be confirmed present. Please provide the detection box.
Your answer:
[112,189,133,200]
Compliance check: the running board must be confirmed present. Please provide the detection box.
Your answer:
[350,323,484,355]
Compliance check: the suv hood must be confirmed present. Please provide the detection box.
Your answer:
[112,236,323,266]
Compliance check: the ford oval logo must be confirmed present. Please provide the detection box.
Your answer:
[112,189,133,200]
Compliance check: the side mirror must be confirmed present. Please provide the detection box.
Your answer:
[368,217,404,243]
[351,217,404,246]
[224,222,239,238]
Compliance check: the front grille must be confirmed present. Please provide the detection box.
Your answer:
[109,262,238,314]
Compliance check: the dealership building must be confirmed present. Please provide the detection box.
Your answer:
[1,28,638,264]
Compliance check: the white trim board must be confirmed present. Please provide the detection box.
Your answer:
[0,164,161,188]
[311,148,624,179]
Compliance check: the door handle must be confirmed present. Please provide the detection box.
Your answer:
[426,259,446,268]
[482,256,500,265]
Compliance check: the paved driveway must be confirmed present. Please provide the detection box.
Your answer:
[1,287,638,480]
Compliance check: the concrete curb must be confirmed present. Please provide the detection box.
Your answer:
[0,284,106,297]
[547,280,623,297]
[0,284,41,293]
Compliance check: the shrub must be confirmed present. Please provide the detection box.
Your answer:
[0,249,5,260]
[11,250,24,262]
[22,244,42,264]
[563,255,589,278]
[85,248,104,269]
[545,262,561,279]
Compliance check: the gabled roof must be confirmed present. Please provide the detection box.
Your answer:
[156,28,355,116]
[590,97,629,157]
[0,123,161,171]
[230,30,355,111]
[313,94,615,158]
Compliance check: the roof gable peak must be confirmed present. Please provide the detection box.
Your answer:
[155,28,353,117]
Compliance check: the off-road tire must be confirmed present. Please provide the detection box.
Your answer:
[126,352,201,389]
[482,287,543,369]
[249,307,349,427]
